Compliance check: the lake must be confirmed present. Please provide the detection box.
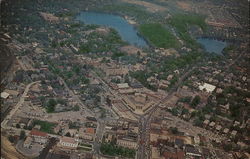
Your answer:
[76,12,147,47]
[197,38,227,54]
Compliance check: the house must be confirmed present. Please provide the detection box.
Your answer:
[58,136,78,149]
[1,92,10,99]
[203,119,210,127]
[185,145,201,157]
[33,125,41,130]
[117,83,129,89]
[4,89,19,97]
[130,81,143,89]
[209,121,216,128]
[223,128,229,134]
[198,83,216,93]
[216,125,222,131]
[85,128,95,135]
[78,128,93,141]
[30,129,48,144]
[231,130,237,137]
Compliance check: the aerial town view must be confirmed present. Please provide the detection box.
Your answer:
[0,0,249,159]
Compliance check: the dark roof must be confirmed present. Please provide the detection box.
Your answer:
[185,145,200,155]
[86,116,97,122]
[175,138,184,147]
[130,82,143,88]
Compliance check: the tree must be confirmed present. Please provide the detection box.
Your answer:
[14,70,24,83]
[46,98,57,113]
[223,143,233,152]
[72,105,80,111]
[16,124,20,128]
[171,107,179,116]
[20,130,26,140]
[191,95,201,108]
[194,118,203,127]
[170,127,179,134]
[181,108,189,115]
[8,136,15,143]
[73,66,80,75]
[65,132,71,137]
[137,51,141,56]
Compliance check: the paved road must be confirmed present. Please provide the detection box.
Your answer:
[93,120,106,155]
[1,81,40,130]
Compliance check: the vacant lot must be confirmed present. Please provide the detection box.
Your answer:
[176,1,192,11]
[122,0,167,13]
[139,23,179,48]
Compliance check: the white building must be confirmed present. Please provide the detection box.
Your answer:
[58,136,78,149]
[198,82,216,93]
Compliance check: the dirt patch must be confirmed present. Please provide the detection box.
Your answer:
[1,135,26,159]
[84,27,110,36]
[177,1,192,11]
[40,12,59,23]
[120,45,146,56]
[122,0,167,13]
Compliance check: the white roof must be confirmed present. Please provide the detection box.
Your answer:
[198,83,216,93]
[117,83,129,89]
[1,92,10,99]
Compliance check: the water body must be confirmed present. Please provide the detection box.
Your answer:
[197,38,227,54]
[76,12,147,47]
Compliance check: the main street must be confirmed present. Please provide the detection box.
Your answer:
[137,67,195,159]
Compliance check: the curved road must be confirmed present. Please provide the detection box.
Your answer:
[1,81,40,130]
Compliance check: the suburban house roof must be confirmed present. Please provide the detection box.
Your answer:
[198,83,216,93]
[1,92,10,99]
[85,128,95,134]
[117,83,129,89]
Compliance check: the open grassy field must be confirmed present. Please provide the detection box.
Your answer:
[168,14,207,48]
[139,23,179,48]
[33,120,56,134]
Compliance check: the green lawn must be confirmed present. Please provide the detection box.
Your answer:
[33,120,56,134]
[139,23,179,49]
[79,143,92,148]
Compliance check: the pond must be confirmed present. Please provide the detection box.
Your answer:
[197,38,227,54]
[76,12,147,47]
